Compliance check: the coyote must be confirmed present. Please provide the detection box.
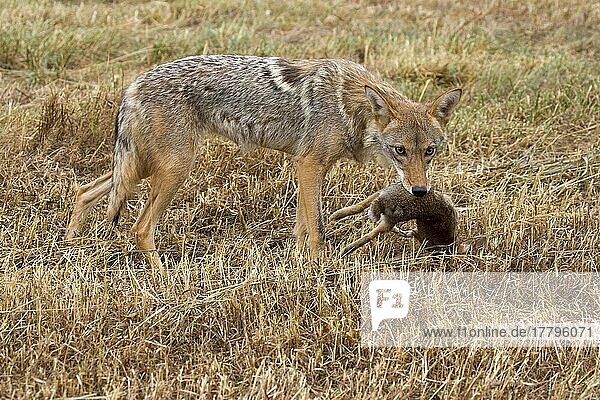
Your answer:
[330,185,458,256]
[65,55,461,267]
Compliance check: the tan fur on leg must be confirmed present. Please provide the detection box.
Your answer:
[132,167,189,269]
[65,171,113,239]
[296,156,329,258]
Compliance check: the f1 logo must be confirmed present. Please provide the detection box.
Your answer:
[369,280,410,331]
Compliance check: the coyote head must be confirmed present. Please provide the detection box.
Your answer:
[365,86,462,197]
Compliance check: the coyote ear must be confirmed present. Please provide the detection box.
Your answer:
[428,88,462,125]
[365,85,391,127]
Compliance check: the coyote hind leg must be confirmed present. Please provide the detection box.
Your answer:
[131,165,190,269]
[65,171,113,239]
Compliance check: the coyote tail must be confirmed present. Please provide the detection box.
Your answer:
[106,108,138,227]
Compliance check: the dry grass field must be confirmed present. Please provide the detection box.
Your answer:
[1,0,599,398]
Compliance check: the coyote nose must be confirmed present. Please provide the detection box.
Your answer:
[411,186,428,197]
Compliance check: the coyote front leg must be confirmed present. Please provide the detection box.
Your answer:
[296,156,328,257]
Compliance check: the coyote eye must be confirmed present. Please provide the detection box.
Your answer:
[425,146,436,156]
[394,146,406,156]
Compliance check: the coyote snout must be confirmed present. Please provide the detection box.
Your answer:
[411,186,428,197]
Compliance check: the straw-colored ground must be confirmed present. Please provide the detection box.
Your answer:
[1,0,599,398]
